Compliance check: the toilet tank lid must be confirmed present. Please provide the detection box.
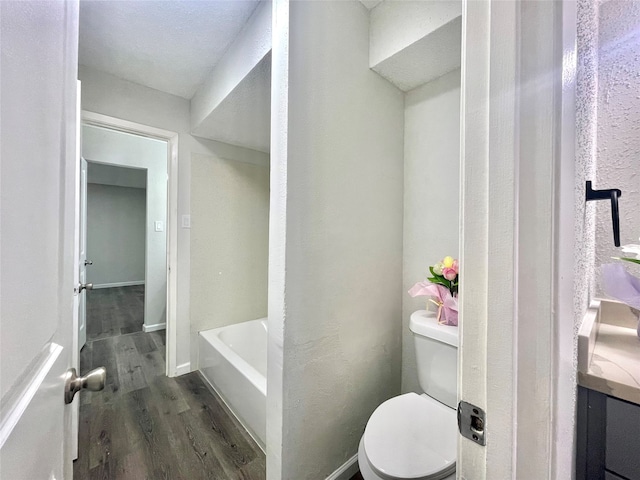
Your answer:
[410,310,459,347]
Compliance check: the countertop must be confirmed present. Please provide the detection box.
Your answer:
[578,299,640,406]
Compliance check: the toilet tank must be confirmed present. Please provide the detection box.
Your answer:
[410,310,459,409]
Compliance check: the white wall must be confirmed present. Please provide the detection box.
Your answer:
[270,1,405,477]
[86,183,146,287]
[402,69,461,394]
[88,161,146,188]
[190,150,270,334]
[595,0,640,282]
[82,125,167,330]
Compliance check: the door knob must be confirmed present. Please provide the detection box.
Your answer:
[64,367,106,404]
[84,259,93,266]
[78,283,93,292]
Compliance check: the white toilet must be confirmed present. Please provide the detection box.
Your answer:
[358,310,458,480]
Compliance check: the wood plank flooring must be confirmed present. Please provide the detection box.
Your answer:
[75,286,265,480]
[86,285,145,341]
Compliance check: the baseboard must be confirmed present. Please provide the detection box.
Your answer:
[174,362,191,376]
[92,281,145,289]
[326,453,358,480]
[142,322,166,333]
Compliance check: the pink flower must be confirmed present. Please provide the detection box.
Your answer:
[442,267,457,281]
[452,259,459,274]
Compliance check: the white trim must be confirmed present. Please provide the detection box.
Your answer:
[81,110,179,379]
[174,362,191,377]
[459,1,569,478]
[0,343,63,449]
[552,1,578,478]
[142,322,166,333]
[91,281,145,289]
[325,454,358,480]
[82,111,176,140]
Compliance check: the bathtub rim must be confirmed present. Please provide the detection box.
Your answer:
[198,321,267,397]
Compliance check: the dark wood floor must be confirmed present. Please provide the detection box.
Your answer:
[86,285,145,341]
[75,286,265,480]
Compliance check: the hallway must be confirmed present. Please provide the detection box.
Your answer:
[74,287,265,479]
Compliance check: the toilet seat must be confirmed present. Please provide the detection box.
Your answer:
[363,393,457,480]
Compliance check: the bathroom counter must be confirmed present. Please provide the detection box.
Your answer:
[578,299,640,406]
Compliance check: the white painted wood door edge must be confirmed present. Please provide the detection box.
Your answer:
[458,1,576,478]
[81,110,180,377]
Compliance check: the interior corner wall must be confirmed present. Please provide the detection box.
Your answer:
[190,147,270,336]
[594,0,640,286]
[401,69,461,394]
[80,65,193,370]
[275,2,405,478]
[86,183,146,286]
[82,125,168,330]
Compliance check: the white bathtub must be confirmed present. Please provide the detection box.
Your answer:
[198,318,267,451]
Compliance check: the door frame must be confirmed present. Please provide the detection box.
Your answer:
[458,0,577,478]
[81,110,180,377]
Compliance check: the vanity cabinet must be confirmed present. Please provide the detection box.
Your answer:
[577,386,640,480]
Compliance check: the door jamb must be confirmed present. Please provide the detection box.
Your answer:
[80,110,180,377]
[458,1,576,477]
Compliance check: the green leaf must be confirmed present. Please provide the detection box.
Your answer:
[619,257,640,265]
[429,266,436,277]
[427,277,450,289]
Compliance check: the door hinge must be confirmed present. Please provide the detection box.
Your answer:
[458,400,486,446]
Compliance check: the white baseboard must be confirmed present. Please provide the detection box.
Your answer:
[174,362,191,376]
[92,281,145,289]
[326,453,359,480]
[142,322,166,333]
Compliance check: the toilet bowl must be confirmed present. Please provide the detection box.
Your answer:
[358,311,458,480]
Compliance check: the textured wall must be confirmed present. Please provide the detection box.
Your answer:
[87,183,146,286]
[402,69,461,394]
[576,0,599,363]
[190,151,269,335]
[595,0,640,284]
[276,1,405,477]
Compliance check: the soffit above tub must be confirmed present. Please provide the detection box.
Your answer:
[192,53,271,153]
[369,0,462,92]
[79,0,260,99]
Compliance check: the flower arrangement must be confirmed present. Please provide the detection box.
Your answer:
[409,256,459,326]
[601,238,640,338]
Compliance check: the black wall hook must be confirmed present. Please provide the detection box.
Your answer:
[586,181,622,247]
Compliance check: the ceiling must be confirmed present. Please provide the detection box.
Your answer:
[79,0,260,99]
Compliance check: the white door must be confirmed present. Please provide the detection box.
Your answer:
[79,156,89,350]
[0,2,83,479]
